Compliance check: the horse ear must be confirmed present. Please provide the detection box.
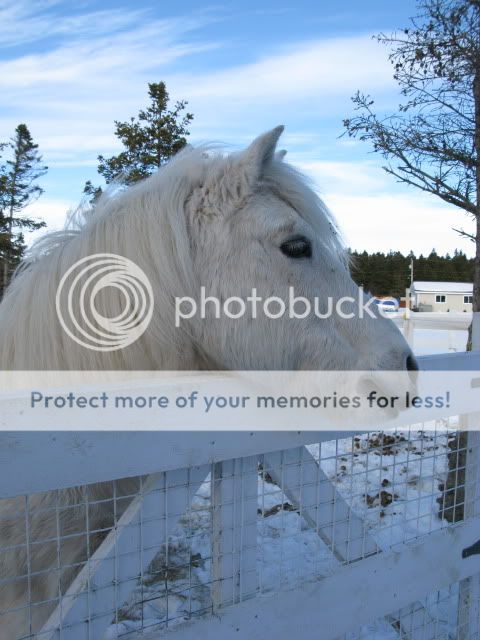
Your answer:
[192,127,285,216]
[240,125,285,181]
[275,149,287,161]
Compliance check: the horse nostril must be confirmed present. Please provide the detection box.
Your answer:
[406,353,418,372]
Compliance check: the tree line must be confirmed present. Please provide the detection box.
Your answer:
[349,249,473,298]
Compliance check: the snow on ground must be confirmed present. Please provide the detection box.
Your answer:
[407,328,467,356]
[109,327,465,639]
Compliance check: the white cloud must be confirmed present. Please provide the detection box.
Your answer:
[0,7,222,164]
[0,1,214,49]
[164,34,397,141]
[0,13,396,164]
[0,29,217,89]
[22,198,74,246]
[295,159,390,194]
[324,193,475,257]
[295,158,475,256]
[172,35,394,102]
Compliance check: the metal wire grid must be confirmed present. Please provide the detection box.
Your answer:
[0,421,477,640]
[336,581,480,640]
[257,421,463,579]
[0,473,215,638]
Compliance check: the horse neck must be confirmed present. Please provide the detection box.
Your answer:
[134,327,200,371]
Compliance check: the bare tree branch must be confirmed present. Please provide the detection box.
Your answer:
[343,0,480,316]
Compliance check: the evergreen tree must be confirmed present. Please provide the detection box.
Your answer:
[0,124,47,294]
[349,249,474,295]
[87,82,193,196]
[343,0,480,335]
[82,180,103,204]
[0,143,8,264]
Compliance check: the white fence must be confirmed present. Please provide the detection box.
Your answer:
[395,312,471,353]
[1,352,480,640]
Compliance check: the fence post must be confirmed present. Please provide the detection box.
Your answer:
[211,457,258,610]
[403,313,414,349]
[458,315,480,639]
[447,330,456,352]
[457,427,480,640]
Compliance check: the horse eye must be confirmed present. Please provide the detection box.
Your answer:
[280,236,312,259]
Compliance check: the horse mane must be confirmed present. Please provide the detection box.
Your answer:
[0,142,345,370]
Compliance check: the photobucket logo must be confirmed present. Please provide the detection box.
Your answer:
[56,253,154,352]
[175,287,398,327]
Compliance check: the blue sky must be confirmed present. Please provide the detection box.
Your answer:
[0,0,475,256]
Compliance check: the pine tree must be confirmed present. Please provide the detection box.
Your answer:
[0,124,47,293]
[87,82,193,196]
[83,180,103,203]
[0,144,8,266]
[349,249,474,294]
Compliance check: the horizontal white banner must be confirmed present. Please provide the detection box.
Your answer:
[0,370,479,430]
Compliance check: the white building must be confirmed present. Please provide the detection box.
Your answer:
[410,281,473,312]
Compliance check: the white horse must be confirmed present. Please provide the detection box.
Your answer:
[0,127,416,637]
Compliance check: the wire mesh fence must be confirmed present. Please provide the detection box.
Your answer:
[0,420,479,640]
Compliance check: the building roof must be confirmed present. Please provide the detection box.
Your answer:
[411,281,473,294]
